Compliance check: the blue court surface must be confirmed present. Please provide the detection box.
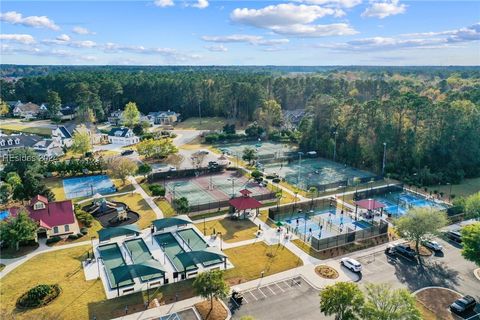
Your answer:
[63,175,116,199]
[375,192,447,217]
[0,210,10,221]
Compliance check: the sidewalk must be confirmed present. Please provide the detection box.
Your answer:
[129,176,164,219]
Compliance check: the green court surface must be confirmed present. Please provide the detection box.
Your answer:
[263,157,375,189]
[98,243,134,288]
[154,233,196,272]
[166,180,216,204]
[176,229,223,266]
[124,238,163,281]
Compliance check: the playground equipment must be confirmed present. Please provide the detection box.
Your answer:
[83,194,139,227]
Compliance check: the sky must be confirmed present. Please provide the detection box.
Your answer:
[0,0,479,65]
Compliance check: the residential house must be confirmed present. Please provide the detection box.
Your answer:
[147,111,179,125]
[62,122,107,146]
[283,109,306,129]
[107,127,139,145]
[0,132,43,156]
[32,139,64,158]
[52,125,73,147]
[12,102,43,119]
[57,105,77,121]
[8,195,80,239]
[108,109,124,126]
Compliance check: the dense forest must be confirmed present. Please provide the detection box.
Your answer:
[1,65,479,185]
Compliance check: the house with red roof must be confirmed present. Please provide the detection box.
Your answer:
[9,195,80,239]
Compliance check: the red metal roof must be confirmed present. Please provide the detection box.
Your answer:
[229,196,262,210]
[355,199,385,211]
[31,194,48,206]
[239,189,252,196]
[9,197,75,229]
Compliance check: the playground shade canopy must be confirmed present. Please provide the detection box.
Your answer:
[99,224,141,242]
[229,196,262,211]
[152,215,192,230]
[355,199,386,211]
[175,247,227,270]
[110,261,165,284]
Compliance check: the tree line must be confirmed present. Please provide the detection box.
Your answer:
[1,67,479,184]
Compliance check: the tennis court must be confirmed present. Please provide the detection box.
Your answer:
[98,243,134,289]
[124,238,164,281]
[154,232,196,272]
[63,175,116,199]
[176,229,223,266]
[374,191,448,217]
[165,171,272,206]
[217,141,298,159]
[262,158,375,190]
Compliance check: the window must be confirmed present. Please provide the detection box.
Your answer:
[64,225,70,232]
[0,140,4,146]
[33,202,46,210]
[7,139,12,145]
[53,226,59,234]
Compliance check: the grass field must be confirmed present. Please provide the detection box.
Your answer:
[155,199,176,217]
[45,178,66,201]
[194,218,258,243]
[224,242,303,285]
[0,123,52,136]
[426,177,480,198]
[175,117,228,130]
[109,193,156,229]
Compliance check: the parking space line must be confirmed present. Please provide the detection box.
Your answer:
[257,288,267,298]
[265,285,276,295]
[247,291,258,301]
[275,282,285,292]
[242,295,249,304]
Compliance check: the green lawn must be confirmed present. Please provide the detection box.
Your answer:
[426,177,480,198]
[155,199,176,218]
[224,242,303,285]
[45,178,66,201]
[108,193,156,229]
[175,117,228,131]
[194,218,258,243]
[0,123,52,136]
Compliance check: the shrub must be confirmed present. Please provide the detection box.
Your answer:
[149,184,166,196]
[255,177,263,183]
[80,227,89,235]
[251,170,263,179]
[16,284,61,309]
[46,236,61,244]
[272,178,281,183]
[68,234,78,240]
[265,175,275,179]
[75,209,93,228]
[76,233,84,238]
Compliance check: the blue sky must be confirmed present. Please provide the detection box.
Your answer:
[1,0,479,65]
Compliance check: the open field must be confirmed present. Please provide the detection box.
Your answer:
[194,217,258,243]
[155,199,176,217]
[426,177,480,198]
[175,117,228,130]
[224,242,303,285]
[0,122,52,136]
[45,178,67,201]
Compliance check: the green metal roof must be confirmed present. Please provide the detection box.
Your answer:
[110,260,165,284]
[175,247,227,270]
[152,215,192,230]
[98,224,141,242]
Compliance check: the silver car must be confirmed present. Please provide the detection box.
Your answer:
[340,257,362,272]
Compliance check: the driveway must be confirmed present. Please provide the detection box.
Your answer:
[229,277,331,320]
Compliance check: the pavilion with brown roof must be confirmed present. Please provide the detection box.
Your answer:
[229,189,262,219]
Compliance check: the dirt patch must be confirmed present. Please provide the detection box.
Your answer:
[315,265,339,279]
[416,288,461,320]
[195,299,228,320]
[408,242,433,256]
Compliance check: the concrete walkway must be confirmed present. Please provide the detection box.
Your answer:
[129,176,164,219]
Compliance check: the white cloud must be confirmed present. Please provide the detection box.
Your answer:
[230,3,355,37]
[0,11,59,30]
[302,0,362,8]
[103,42,201,62]
[154,0,174,7]
[205,44,228,52]
[202,34,290,46]
[56,34,71,42]
[72,26,96,35]
[42,38,97,48]
[361,0,406,19]
[0,33,35,44]
[192,0,209,9]
[401,23,480,43]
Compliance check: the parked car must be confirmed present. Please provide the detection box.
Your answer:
[340,257,362,272]
[446,230,462,243]
[422,240,443,252]
[450,295,477,314]
[121,149,134,156]
[168,166,177,171]
[393,243,417,259]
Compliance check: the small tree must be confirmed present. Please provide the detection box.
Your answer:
[71,124,92,154]
[122,102,140,128]
[0,99,9,117]
[108,157,138,185]
[319,282,364,320]
[0,209,38,251]
[464,192,480,219]
[137,163,152,178]
[251,170,263,179]
[242,147,257,165]
[174,197,189,214]
[149,184,166,197]
[460,222,480,266]
[394,208,448,263]
[0,183,13,205]
[46,90,62,119]
[192,270,229,310]
[362,283,421,320]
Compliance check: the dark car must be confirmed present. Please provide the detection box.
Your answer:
[121,149,134,156]
[450,295,477,314]
[393,243,417,259]
[446,230,462,243]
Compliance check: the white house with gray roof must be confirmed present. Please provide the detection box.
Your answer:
[107,127,139,145]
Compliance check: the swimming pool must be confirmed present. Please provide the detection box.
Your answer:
[0,210,9,221]
[63,175,116,199]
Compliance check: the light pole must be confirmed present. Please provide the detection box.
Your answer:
[297,151,304,187]
[382,142,387,176]
[333,131,338,162]
[227,177,237,198]
[447,182,452,202]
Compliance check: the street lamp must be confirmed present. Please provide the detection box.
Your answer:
[382,142,387,176]
[297,152,304,187]
[227,177,237,198]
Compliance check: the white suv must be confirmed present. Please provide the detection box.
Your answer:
[340,257,362,273]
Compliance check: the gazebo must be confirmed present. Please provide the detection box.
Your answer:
[354,199,385,219]
[229,189,262,219]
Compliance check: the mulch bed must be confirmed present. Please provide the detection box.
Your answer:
[315,265,339,279]
[195,299,228,320]
[416,288,461,320]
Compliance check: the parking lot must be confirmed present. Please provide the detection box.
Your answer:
[353,237,480,319]
[158,308,199,320]
[230,277,328,320]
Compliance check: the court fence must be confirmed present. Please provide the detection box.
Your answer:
[268,198,337,222]
[352,183,404,201]
[148,165,227,182]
